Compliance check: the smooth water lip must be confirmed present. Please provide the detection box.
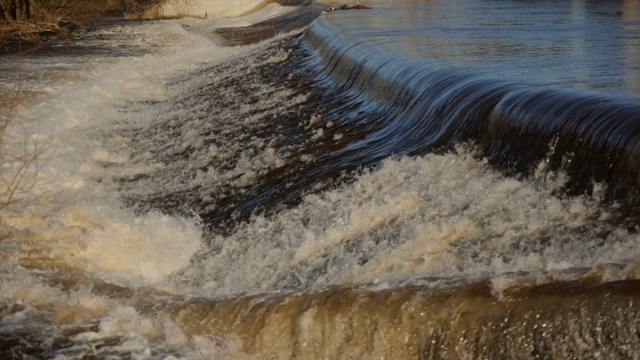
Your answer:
[323,0,640,97]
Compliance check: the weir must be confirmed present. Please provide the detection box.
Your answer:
[126,0,276,19]
[125,0,320,19]
[3,1,640,358]
[300,15,640,206]
[156,278,640,359]
[214,0,325,46]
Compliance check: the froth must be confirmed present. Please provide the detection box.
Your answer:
[175,146,640,296]
[0,5,307,358]
[0,19,230,287]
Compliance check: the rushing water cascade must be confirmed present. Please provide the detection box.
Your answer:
[302,13,640,203]
[1,0,640,358]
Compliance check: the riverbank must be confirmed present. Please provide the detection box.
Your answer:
[0,0,159,54]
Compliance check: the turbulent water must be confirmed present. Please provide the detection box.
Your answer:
[1,0,640,358]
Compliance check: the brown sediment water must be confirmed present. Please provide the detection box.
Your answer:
[157,279,640,359]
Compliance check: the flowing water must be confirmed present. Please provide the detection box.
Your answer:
[1,0,640,358]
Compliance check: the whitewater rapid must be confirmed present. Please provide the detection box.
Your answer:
[1,1,639,358]
[0,5,308,357]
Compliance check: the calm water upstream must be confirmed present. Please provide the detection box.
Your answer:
[322,0,640,95]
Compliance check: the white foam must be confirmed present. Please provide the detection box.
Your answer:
[1,5,296,291]
[174,146,640,296]
[0,3,314,353]
[132,0,270,19]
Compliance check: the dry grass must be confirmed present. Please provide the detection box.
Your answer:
[0,3,64,50]
[0,0,162,47]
